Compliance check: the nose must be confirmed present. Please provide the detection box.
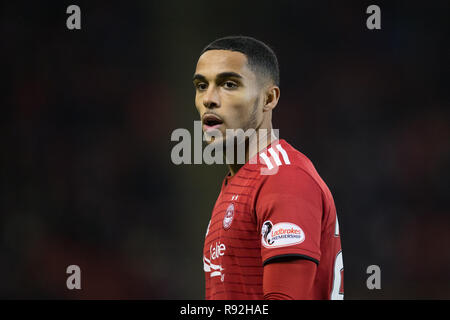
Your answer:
[203,86,220,109]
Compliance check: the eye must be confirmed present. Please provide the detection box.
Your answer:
[195,82,207,91]
[223,81,238,89]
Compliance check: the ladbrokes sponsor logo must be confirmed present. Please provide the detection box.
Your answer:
[261,221,305,248]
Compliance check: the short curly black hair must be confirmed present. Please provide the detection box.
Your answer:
[200,35,280,87]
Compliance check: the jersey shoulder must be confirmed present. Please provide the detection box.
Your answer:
[257,139,337,205]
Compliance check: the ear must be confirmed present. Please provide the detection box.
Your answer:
[263,85,280,112]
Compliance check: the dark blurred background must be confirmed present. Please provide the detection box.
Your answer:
[1,0,449,299]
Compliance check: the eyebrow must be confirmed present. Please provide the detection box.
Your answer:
[192,71,243,82]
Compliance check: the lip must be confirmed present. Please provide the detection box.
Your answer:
[202,113,224,131]
[203,123,223,132]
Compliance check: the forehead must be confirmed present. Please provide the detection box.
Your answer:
[195,50,255,80]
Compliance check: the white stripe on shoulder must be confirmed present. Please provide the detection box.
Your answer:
[260,152,273,170]
[276,144,291,165]
[268,147,282,166]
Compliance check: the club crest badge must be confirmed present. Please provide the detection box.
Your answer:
[223,203,235,230]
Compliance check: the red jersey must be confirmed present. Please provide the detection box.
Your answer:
[203,139,344,300]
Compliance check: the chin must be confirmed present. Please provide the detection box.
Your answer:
[204,133,225,145]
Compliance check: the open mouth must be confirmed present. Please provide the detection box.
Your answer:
[202,113,224,130]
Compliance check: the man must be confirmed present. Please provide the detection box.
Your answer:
[193,36,343,300]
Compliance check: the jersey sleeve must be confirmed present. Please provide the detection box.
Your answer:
[263,258,317,299]
[256,166,323,265]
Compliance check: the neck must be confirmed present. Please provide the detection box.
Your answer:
[226,128,278,176]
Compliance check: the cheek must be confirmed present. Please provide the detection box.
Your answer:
[228,93,255,113]
[237,95,259,119]
[195,95,204,114]
[227,101,249,124]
